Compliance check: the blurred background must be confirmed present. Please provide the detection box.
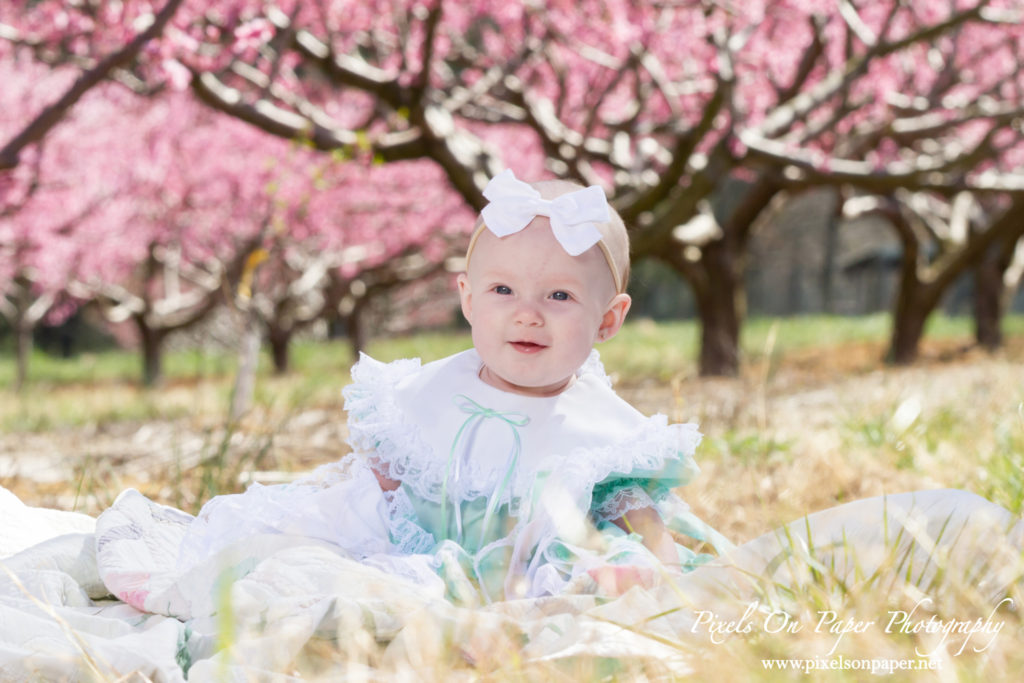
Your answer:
[3,8,1024,676]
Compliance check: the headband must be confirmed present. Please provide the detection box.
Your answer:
[465,169,624,293]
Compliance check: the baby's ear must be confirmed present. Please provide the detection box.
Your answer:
[456,273,473,323]
[597,293,631,342]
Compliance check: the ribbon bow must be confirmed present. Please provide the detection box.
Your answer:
[442,394,530,549]
[480,169,610,256]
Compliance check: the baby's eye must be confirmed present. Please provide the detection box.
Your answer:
[493,285,512,295]
[550,291,571,301]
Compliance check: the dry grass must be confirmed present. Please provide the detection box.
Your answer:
[616,336,1024,544]
[2,329,1023,679]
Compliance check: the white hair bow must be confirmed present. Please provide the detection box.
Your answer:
[480,169,610,256]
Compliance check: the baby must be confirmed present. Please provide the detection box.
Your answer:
[362,170,722,597]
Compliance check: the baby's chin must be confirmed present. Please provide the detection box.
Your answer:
[480,366,576,397]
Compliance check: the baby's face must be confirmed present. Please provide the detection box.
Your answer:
[457,219,628,396]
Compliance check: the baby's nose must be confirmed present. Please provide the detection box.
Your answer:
[514,302,543,326]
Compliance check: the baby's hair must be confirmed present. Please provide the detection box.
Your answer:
[465,177,631,293]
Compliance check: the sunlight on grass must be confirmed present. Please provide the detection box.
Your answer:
[3,313,1022,432]
[3,312,1020,388]
[700,431,794,466]
[2,314,1023,680]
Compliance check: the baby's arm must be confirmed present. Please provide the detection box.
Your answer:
[589,507,679,595]
[611,506,681,569]
[374,470,401,492]
[369,458,401,492]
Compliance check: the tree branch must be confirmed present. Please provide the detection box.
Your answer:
[757,3,989,141]
[621,26,734,221]
[775,15,826,104]
[741,130,1024,195]
[268,11,408,109]
[409,0,444,108]
[0,0,186,171]
[189,70,426,159]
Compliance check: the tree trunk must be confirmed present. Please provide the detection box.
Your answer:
[886,211,940,366]
[886,197,1024,364]
[888,275,939,365]
[821,202,840,314]
[268,325,292,375]
[694,242,743,377]
[973,251,1005,351]
[345,298,369,360]
[698,295,741,376]
[661,238,744,377]
[10,276,31,392]
[136,317,166,387]
[14,319,30,392]
[889,302,930,365]
[230,309,262,422]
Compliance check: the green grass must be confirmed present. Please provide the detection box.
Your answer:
[5,312,1022,386]
[1,313,1022,431]
[0,333,477,431]
[603,312,1023,381]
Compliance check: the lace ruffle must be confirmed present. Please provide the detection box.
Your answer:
[345,353,537,506]
[590,482,658,524]
[344,355,451,504]
[382,488,437,555]
[558,416,701,493]
[343,352,701,509]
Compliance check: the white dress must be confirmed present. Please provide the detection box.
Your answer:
[178,349,733,603]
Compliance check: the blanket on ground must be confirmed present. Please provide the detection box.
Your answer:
[2,486,1021,681]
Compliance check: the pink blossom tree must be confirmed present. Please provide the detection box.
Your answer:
[0,57,124,389]
[0,0,185,173]
[6,1,1024,374]
[64,92,319,387]
[177,0,1024,372]
[2,48,469,386]
[1,65,285,386]
[246,156,469,373]
[1,0,186,387]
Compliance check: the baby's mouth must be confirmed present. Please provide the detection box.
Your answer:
[509,341,546,353]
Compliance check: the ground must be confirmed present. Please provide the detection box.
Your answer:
[4,337,1022,548]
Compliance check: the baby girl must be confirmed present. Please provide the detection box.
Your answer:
[342,169,727,600]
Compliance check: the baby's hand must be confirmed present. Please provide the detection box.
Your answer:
[587,564,658,596]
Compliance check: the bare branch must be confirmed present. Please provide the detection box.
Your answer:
[741,130,1024,195]
[775,15,826,105]
[190,70,425,159]
[838,0,877,47]
[758,3,988,141]
[409,0,444,108]
[267,11,408,109]
[623,25,734,219]
[0,139,44,218]
[255,5,302,101]
[634,47,683,122]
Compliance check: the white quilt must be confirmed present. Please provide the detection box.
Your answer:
[2,486,1021,681]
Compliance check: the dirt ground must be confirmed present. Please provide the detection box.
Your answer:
[3,338,1023,545]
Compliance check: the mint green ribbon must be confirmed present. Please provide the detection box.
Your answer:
[441,394,529,549]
